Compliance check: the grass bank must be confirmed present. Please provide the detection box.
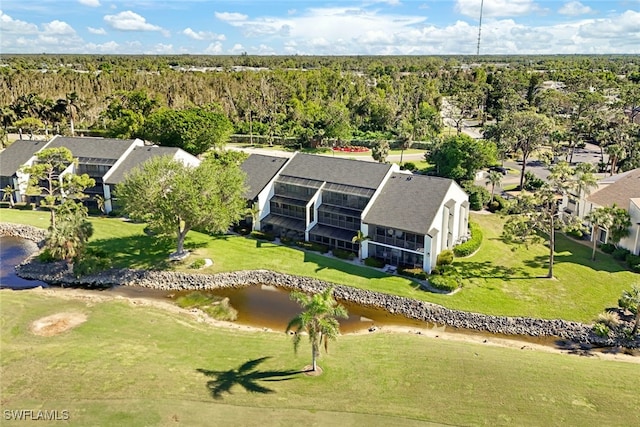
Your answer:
[1,290,638,427]
[1,209,636,323]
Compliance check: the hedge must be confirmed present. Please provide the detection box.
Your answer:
[250,231,276,241]
[428,274,461,292]
[364,257,385,268]
[332,248,356,260]
[453,222,483,257]
[397,267,427,280]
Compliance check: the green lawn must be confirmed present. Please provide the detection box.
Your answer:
[1,290,638,427]
[1,209,637,323]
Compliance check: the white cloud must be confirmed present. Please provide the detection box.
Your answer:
[215,12,248,22]
[87,26,106,35]
[558,1,593,16]
[85,41,119,52]
[182,27,225,41]
[0,11,39,34]
[229,43,246,54]
[204,42,223,54]
[42,20,76,35]
[78,0,101,7]
[578,10,640,39]
[455,0,543,19]
[104,11,163,32]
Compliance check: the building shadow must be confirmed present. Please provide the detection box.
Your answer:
[196,357,301,400]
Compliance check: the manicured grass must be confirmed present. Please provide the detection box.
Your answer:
[1,209,637,323]
[2,291,639,427]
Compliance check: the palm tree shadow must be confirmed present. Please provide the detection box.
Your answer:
[196,357,301,400]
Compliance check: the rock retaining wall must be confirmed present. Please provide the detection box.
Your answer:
[0,222,47,246]
[3,222,638,349]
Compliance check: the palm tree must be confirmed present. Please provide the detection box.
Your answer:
[245,202,260,231]
[585,207,614,261]
[485,170,503,203]
[351,230,369,262]
[94,195,106,216]
[618,286,640,335]
[286,287,348,373]
[2,185,16,208]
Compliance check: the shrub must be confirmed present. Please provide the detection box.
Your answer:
[332,248,356,260]
[592,322,610,338]
[400,162,416,171]
[279,236,295,246]
[296,241,329,253]
[596,311,621,328]
[15,202,35,211]
[565,228,583,239]
[428,274,461,292]
[462,184,491,211]
[436,249,454,266]
[626,254,640,269]
[250,231,275,241]
[454,222,482,257]
[397,267,428,280]
[523,171,544,191]
[632,264,640,274]
[599,243,616,254]
[232,224,251,235]
[73,249,112,278]
[364,257,385,268]
[612,248,631,261]
[189,258,206,269]
[37,249,56,263]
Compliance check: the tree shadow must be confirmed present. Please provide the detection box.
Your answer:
[89,233,207,270]
[455,260,532,280]
[196,357,301,400]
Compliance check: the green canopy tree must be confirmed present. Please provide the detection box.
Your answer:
[115,155,247,257]
[371,140,390,163]
[286,287,348,373]
[426,134,497,183]
[141,104,233,156]
[500,111,553,190]
[21,147,95,228]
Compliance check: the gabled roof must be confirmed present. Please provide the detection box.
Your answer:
[363,173,454,235]
[104,146,182,185]
[44,136,137,160]
[240,154,289,200]
[0,139,48,177]
[278,153,392,190]
[587,168,640,210]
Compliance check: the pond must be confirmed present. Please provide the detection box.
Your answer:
[0,236,48,289]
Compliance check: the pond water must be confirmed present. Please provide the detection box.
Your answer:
[0,236,48,289]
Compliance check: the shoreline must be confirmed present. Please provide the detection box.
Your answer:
[8,286,639,364]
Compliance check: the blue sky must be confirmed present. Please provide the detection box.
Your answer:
[1,1,639,55]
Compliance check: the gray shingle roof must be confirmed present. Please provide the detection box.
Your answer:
[45,136,137,160]
[0,139,48,177]
[279,153,392,190]
[240,154,288,200]
[105,146,181,185]
[363,173,454,235]
[587,168,640,210]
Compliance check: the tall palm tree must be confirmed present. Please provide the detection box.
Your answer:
[585,207,614,261]
[2,185,16,208]
[245,202,260,231]
[286,287,348,373]
[485,170,503,203]
[351,230,369,262]
[572,162,598,214]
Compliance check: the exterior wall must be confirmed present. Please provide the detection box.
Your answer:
[619,200,640,255]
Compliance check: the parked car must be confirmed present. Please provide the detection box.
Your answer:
[489,166,508,175]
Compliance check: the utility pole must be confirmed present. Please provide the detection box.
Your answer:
[476,0,484,56]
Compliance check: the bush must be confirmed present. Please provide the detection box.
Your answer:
[612,248,631,261]
[37,249,56,263]
[599,243,616,254]
[332,248,356,260]
[232,224,251,235]
[436,249,454,266]
[296,241,329,253]
[189,258,206,269]
[73,250,112,278]
[14,202,35,211]
[626,254,640,269]
[250,231,275,241]
[454,222,482,257]
[523,171,544,191]
[397,267,428,280]
[364,257,385,268]
[400,162,416,171]
[592,322,610,338]
[566,228,584,239]
[596,311,621,328]
[462,183,491,211]
[428,274,461,292]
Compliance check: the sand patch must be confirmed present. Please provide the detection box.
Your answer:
[30,312,88,336]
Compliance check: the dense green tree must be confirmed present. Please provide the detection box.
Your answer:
[499,111,553,190]
[426,134,496,183]
[371,140,390,163]
[286,287,348,373]
[21,147,95,228]
[45,200,93,269]
[141,105,233,156]
[116,155,246,257]
[13,117,44,138]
